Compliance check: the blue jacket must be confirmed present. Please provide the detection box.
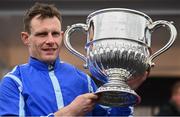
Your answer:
[0,57,132,116]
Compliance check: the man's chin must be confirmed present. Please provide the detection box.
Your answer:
[42,56,57,64]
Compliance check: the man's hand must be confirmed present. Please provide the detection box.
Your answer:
[127,71,150,90]
[54,93,98,116]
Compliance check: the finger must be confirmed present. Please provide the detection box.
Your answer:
[83,93,98,100]
[86,97,99,105]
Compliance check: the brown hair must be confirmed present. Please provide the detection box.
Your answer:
[23,2,62,33]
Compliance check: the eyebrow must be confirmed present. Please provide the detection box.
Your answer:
[34,30,61,35]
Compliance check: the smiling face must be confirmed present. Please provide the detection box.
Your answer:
[21,15,63,63]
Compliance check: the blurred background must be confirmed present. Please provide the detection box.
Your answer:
[0,0,180,116]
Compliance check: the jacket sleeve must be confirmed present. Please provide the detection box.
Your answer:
[0,77,20,116]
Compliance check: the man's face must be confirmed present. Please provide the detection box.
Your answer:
[22,15,63,63]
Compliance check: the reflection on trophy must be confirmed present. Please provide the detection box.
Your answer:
[64,8,177,107]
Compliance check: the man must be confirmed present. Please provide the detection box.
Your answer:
[0,2,148,116]
[156,81,180,116]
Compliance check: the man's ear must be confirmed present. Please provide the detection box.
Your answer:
[61,31,64,42]
[61,31,64,38]
[60,31,64,47]
[21,32,30,46]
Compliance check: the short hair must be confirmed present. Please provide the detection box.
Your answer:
[23,2,62,33]
[171,81,180,95]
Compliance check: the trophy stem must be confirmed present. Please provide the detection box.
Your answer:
[108,76,126,84]
[95,76,141,107]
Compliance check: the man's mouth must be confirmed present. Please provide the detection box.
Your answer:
[42,48,57,54]
[42,48,56,51]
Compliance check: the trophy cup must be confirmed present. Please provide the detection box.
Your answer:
[64,8,177,107]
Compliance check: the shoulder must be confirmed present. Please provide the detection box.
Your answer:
[59,61,77,70]
[0,66,23,95]
[3,65,20,79]
[1,64,28,86]
[59,61,88,77]
[6,63,29,76]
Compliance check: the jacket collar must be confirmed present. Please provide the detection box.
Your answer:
[29,57,61,71]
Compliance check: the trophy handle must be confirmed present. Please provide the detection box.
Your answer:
[147,20,177,67]
[64,23,88,68]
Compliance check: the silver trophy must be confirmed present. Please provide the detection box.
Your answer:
[64,8,177,107]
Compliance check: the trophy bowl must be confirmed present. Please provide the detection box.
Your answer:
[64,8,177,107]
[87,39,148,107]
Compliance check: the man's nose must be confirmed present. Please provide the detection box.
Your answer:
[46,33,55,43]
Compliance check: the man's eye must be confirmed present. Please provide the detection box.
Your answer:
[52,32,60,37]
[36,32,47,37]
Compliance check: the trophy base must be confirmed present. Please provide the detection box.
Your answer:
[95,84,141,107]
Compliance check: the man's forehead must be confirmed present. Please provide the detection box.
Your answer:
[30,26,61,34]
[31,15,60,23]
[30,16,61,32]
